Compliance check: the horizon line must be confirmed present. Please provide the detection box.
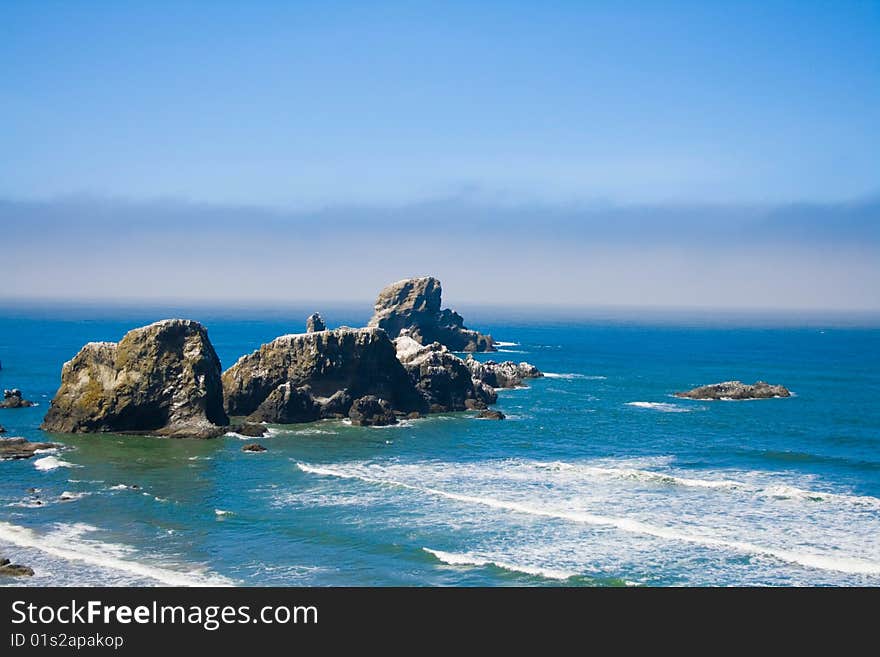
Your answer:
[2,295,879,319]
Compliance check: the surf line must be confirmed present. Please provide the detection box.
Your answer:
[296,463,880,576]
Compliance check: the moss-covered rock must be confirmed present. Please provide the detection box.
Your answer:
[41,319,228,438]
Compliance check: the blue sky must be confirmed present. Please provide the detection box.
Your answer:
[1,1,878,309]
[2,0,878,206]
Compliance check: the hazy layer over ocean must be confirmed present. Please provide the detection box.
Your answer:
[1,306,878,586]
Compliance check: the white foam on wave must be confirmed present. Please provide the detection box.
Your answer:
[214,509,233,516]
[34,456,77,471]
[224,432,255,440]
[493,341,520,347]
[423,547,576,580]
[0,521,231,586]
[626,401,693,413]
[543,373,607,380]
[496,349,527,354]
[297,462,880,576]
[58,491,88,502]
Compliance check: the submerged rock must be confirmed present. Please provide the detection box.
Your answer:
[0,558,34,577]
[368,277,495,352]
[465,358,543,389]
[223,327,424,421]
[0,425,6,434]
[234,423,268,437]
[242,443,267,453]
[394,336,496,412]
[349,395,397,426]
[1,389,35,409]
[41,319,229,438]
[476,409,505,420]
[0,437,61,460]
[306,312,326,333]
[674,381,791,400]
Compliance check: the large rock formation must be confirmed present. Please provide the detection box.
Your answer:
[0,437,61,460]
[1,389,35,409]
[41,319,229,438]
[368,277,495,352]
[222,327,424,421]
[465,357,543,389]
[395,336,496,412]
[306,312,326,333]
[674,381,791,400]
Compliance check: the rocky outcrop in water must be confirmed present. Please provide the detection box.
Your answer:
[242,443,267,453]
[348,395,397,426]
[1,389,35,409]
[0,425,6,434]
[674,381,791,400]
[465,357,543,389]
[368,277,495,352]
[41,319,229,438]
[234,423,267,437]
[476,409,505,420]
[306,312,326,333]
[395,336,496,412]
[248,383,320,424]
[0,437,61,460]
[0,558,34,577]
[222,327,424,422]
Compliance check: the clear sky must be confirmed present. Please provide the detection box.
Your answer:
[1,1,878,310]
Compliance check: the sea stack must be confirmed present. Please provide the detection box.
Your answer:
[368,277,496,352]
[306,312,326,333]
[41,319,229,438]
[674,381,791,400]
[222,327,425,421]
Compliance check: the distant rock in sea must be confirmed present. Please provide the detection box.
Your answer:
[306,312,326,333]
[476,409,505,420]
[242,443,267,453]
[0,436,61,460]
[674,380,791,400]
[368,277,495,352]
[0,425,6,434]
[1,389,35,409]
[41,319,229,438]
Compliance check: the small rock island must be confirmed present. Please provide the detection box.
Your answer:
[1,389,35,409]
[675,380,791,400]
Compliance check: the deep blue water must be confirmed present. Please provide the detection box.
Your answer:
[1,307,878,586]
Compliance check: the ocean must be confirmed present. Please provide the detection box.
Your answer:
[1,306,878,587]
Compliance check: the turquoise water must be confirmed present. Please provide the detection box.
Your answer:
[1,307,879,586]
